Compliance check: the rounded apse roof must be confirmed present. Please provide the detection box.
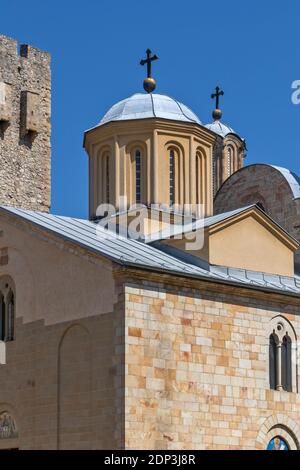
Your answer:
[205,120,237,138]
[98,93,202,126]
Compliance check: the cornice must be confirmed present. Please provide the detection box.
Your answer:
[84,118,216,151]
[113,265,300,308]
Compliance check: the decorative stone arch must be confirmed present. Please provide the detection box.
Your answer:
[266,315,298,393]
[126,139,148,157]
[57,321,91,350]
[165,140,185,208]
[0,275,16,300]
[126,140,148,205]
[0,404,19,450]
[226,143,235,175]
[223,136,243,173]
[256,414,300,450]
[165,139,185,155]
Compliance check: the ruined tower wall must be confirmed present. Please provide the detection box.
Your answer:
[0,35,51,212]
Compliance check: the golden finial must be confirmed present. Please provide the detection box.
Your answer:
[140,49,159,93]
[211,86,224,120]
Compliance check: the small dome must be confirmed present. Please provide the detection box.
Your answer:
[205,120,236,138]
[99,93,201,126]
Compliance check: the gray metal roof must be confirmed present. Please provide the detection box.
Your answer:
[96,93,202,126]
[271,165,300,199]
[1,205,300,298]
[143,205,255,243]
[205,120,237,138]
[143,204,298,246]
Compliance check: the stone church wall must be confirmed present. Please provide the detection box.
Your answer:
[1,208,300,449]
[124,279,300,450]
[0,216,123,449]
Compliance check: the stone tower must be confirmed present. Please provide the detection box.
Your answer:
[0,35,51,212]
[205,118,246,196]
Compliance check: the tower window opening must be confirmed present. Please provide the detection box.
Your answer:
[0,281,15,343]
[0,294,5,341]
[196,153,201,205]
[268,318,296,393]
[7,291,14,342]
[105,154,110,204]
[135,150,141,204]
[169,150,175,206]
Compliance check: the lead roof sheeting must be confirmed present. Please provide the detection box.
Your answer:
[1,205,300,297]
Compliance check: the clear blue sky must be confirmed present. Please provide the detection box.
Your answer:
[1,0,300,218]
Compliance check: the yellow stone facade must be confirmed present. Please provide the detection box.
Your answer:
[84,119,215,218]
[0,212,299,449]
[124,275,300,450]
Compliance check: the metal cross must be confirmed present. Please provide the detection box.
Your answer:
[140,49,158,78]
[211,86,224,109]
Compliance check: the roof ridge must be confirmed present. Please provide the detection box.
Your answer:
[1,205,300,298]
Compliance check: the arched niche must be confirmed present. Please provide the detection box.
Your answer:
[57,323,92,449]
[165,141,185,209]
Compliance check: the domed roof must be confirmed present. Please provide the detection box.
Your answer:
[205,120,236,138]
[99,93,201,126]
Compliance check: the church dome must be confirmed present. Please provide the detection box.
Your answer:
[99,93,202,126]
[205,120,236,138]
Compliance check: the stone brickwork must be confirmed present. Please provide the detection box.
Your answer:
[214,164,300,268]
[1,204,300,449]
[0,310,122,450]
[0,215,123,449]
[124,279,300,450]
[0,35,51,212]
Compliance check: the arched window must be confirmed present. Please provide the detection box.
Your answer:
[267,436,289,450]
[195,148,207,216]
[282,334,292,392]
[268,317,297,392]
[167,145,184,209]
[227,146,234,176]
[0,280,15,343]
[105,154,110,203]
[135,150,141,204]
[99,151,110,204]
[195,150,206,207]
[169,149,175,206]
[269,333,278,390]
[196,152,201,205]
[0,294,5,341]
[7,290,14,342]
